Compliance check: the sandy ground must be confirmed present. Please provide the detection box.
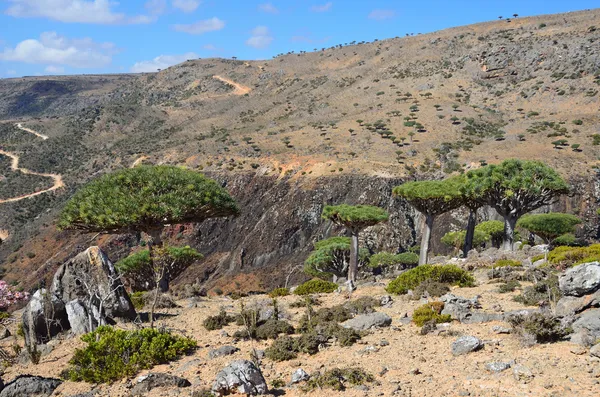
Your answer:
[1,276,599,397]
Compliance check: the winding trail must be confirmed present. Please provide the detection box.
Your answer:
[0,124,64,204]
[212,75,251,95]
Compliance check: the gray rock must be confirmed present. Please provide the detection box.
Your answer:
[51,247,137,324]
[555,291,600,317]
[590,343,600,358]
[559,262,600,297]
[21,289,68,346]
[341,312,392,331]
[65,300,91,335]
[0,375,61,397]
[130,373,191,396]
[290,368,309,384]
[485,361,513,373]
[441,294,494,323]
[512,364,534,383]
[209,346,240,359]
[491,326,511,334]
[212,360,268,396]
[0,328,11,339]
[451,336,483,356]
[380,295,393,307]
[570,309,600,345]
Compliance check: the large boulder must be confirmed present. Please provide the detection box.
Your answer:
[21,289,68,346]
[451,336,483,356]
[555,291,600,317]
[341,312,392,331]
[51,246,136,330]
[559,262,600,297]
[212,360,268,396]
[570,309,600,346]
[0,375,61,397]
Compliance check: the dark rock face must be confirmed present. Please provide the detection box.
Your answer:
[0,375,61,397]
[21,289,69,346]
[175,174,424,290]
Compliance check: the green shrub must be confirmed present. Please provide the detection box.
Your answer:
[269,288,289,298]
[368,252,418,268]
[507,312,571,344]
[130,291,145,310]
[289,296,321,308]
[203,310,235,331]
[494,259,522,268]
[475,220,505,247]
[294,279,338,295]
[386,265,475,295]
[412,279,450,298]
[412,302,452,326]
[498,280,521,293]
[552,233,585,247]
[304,237,369,280]
[65,326,196,383]
[441,230,489,251]
[253,319,295,340]
[0,312,11,321]
[517,213,581,244]
[546,244,600,267]
[344,296,381,315]
[302,368,374,392]
[265,336,297,361]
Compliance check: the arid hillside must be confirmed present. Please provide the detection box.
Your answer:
[1,9,600,293]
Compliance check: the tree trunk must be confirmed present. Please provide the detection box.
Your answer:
[463,208,477,257]
[145,229,162,327]
[502,215,518,251]
[347,230,359,292]
[419,214,434,265]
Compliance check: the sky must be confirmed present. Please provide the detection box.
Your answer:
[0,0,598,78]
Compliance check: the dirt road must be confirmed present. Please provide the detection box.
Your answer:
[213,75,251,95]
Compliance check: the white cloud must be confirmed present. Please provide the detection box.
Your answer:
[173,17,225,34]
[130,52,198,73]
[310,2,332,12]
[368,9,396,20]
[0,32,116,68]
[5,0,154,24]
[145,0,166,16]
[172,0,200,13]
[246,26,273,49]
[258,3,278,14]
[45,65,65,73]
[203,44,217,50]
[6,70,17,76]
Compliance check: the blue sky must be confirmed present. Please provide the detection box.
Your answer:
[0,0,598,77]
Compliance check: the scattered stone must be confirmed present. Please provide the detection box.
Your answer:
[512,364,534,384]
[177,359,202,374]
[570,309,600,346]
[0,328,10,339]
[290,369,309,384]
[440,294,489,323]
[341,312,392,331]
[409,368,421,375]
[451,336,483,356]
[458,390,471,397]
[485,361,513,373]
[130,373,191,396]
[209,346,240,359]
[570,345,588,355]
[219,330,230,338]
[380,295,393,307]
[559,262,600,297]
[591,344,600,358]
[212,360,268,396]
[0,375,61,397]
[491,326,511,334]
[379,339,390,347]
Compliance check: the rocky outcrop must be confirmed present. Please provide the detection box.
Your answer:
[341,312,392,331]
[212,360,268,396]
[23,247,135,344]
[0,375,61,397]
[556,262,600,346]
[208,346,240,359]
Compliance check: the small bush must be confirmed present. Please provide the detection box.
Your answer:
[265,336,297,361]
[412,302,452,326]
[302,367,374,392]
[546,244,600,267]
[513,275,561,306]
[344,296,381,315]
[203,310,235,331]
[386,265,475,295]
[294,279,338,295]
[65,326,196,383]
[552,233,586,247]
[253,319,294,340]
[498,280,521,293]
[494,259,522,268]
[129,292,145,310]
[289,295,321,308]
[412,279,450,298]
[369,252,418,268]
[507,312,571,344]
[269,288,289,298]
